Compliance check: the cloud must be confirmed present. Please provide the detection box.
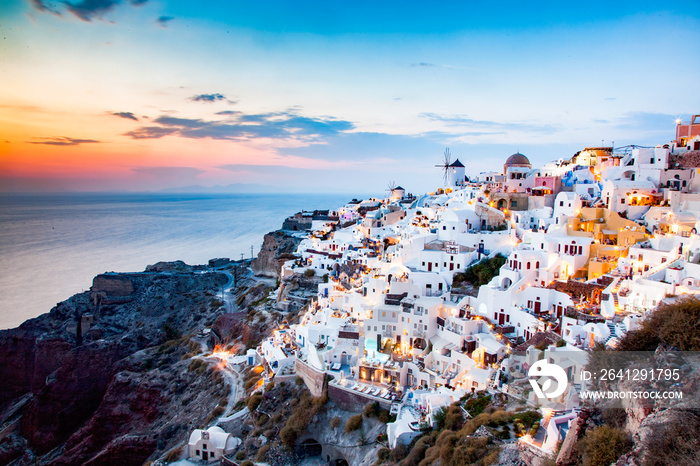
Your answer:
[157,16,174,27]
[614,111,678,130]
[64,0,121,22]
[132,166,203,177]
[123,126,178,139]
[110,111,139,121]
[420,112,560,134]
[28,136,99,146]
[189,93,228,103]
[124,111,355,142]
[216,110,242,116]
[604,97,617,101]
[31,0,61,15]
[31,0,148,21]
[411,62,436,67]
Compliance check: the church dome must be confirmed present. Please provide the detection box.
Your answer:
[505,152,531,167]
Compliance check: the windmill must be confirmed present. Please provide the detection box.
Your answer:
[386,180,397,198]
[435,148,452,184]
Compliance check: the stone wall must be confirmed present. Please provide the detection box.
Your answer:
[295,358,327,397]
[328,383,392,413]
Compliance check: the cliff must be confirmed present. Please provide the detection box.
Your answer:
[0,263,233,465]
[251,230,302,278]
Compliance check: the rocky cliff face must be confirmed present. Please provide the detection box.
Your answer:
[0,263,232,465]
[251,231,302,278]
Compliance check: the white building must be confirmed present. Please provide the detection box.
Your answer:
[188,426,241,462]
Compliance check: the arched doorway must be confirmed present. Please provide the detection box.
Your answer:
[296,438,322,458]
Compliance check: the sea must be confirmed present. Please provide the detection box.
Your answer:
[0,192,358,330]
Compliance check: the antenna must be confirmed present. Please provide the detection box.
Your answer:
[434,148,452,184]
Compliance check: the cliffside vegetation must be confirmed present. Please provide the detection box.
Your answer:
[453,254,507,288]
[377,392,541,466]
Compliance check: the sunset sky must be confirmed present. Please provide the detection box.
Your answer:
[1,1,699,193]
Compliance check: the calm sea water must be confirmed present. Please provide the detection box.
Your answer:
[0,192,355,329]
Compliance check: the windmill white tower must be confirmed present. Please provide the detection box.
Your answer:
[435,148,465,187]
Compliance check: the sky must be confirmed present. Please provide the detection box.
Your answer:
[1,1,699,194]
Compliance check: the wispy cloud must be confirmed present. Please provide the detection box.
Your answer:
[124,111,354,141]
[132,166,203,177]
[110,111,139,121]
[31,0,148,22]
[613,111,678,130]
[157,16,174,27]
[411,62,436,67]
[189,93,229,103]
[420,112,560,134]
[29,136,100,146]
[30,0,61,15]
[123,126,178,139]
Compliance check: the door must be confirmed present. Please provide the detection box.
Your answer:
[202,451,208,461]
[534,301,541,313]
[428,262,432,271]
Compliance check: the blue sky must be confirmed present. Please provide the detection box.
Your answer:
[1,1,699,194]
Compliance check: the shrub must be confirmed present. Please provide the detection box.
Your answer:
[463,394,492,417]
[240,461,254,466]
[304,269,315,278]
[163,446,183,462]
[330,416,342,429]
[345,414,363,433]
[580,426,630,466]
[377,447,391,463]
[244,377,261,391]
[619,296,700,351]
[247,393,263,412]
[280,425,298,446]
[364,401,380,418]
[255,444,270,462]
[389,443,408,463]
[235,451,245,461]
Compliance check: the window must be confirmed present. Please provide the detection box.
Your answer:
[560,201,564,206]
[443,226,446,230]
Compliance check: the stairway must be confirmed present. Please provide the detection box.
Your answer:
[610,278,622,313]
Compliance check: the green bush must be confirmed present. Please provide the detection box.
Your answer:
[580,426,630,466]
[240,461,254,466]
[235,451,245,461]
[345,414,363,433]
[330,416,342,429]
[456,254,507,287]
[304,269,315,278]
